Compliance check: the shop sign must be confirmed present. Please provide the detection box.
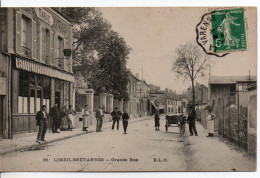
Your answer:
[0,77,7,95]
[35,8,54,26]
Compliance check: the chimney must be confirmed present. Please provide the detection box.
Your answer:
[165,88,169,93]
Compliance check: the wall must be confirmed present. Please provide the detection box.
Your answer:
[247,89,256,156]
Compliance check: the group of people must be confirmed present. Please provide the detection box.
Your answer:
[36,103,77,143]
[82,105,130,134]
[153,105,216,139]
[36,104,131,143]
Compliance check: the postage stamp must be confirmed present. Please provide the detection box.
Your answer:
[211,8,247,53]
[196,8,247,57]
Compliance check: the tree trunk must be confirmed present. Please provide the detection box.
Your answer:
[191,79,195,109]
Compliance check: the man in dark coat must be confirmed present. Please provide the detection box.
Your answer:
[36,105,48,143]
[187,106,198,136]
[122,109,130,134]
[49,103,60,133]
[111,107,122,130]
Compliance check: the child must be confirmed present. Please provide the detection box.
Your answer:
[178,114,186,142]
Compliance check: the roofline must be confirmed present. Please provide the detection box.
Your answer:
[50,8,72,24]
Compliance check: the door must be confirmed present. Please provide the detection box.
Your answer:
[55,92,60,108]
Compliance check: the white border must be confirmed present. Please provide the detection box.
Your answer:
[0,0,259,178]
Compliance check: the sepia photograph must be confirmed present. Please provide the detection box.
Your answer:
[0,6,257,172]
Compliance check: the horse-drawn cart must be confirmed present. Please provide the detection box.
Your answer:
[165,114,186,132]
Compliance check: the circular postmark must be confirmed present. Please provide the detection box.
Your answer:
[196,8,247,57]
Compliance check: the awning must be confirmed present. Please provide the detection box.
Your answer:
[149,100,158,110]
[16,57,74,82]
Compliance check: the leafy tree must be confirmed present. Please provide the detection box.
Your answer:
[172,42,210,108]
[60,8,131,99]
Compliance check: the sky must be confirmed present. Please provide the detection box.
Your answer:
[99,7,257,94]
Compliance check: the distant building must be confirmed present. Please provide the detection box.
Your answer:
[150,89,165,114]
[148,84,160,93]
[186,82,208,109]
[164,91,182,114]
[136,79,151,116]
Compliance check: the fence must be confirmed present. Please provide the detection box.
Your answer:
[217,92,248,150]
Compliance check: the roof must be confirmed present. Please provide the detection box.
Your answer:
[128,71,140,81]
[209,76,257,84]
[165,92,183,101]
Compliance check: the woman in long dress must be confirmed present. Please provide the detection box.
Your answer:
[67,105,76,131]
[154,110,160,131]
[82,105,90,132]
[60,107,69,131]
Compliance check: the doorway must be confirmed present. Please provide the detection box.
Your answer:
[55,92,60,108]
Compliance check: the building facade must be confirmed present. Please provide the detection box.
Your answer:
[136,79,150,116]
[0,8,74,137]
[164,90,182,114]
[124,72,140,117]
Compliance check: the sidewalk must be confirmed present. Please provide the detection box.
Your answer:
[0,116,152,156]
[183,121,256,171]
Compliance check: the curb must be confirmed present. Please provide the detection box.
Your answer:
[0,132,88,156]
[0,116,152,156]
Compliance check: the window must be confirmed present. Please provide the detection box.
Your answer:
[58,36,64,68]
[21,16,31,57]
[42,28,50,63]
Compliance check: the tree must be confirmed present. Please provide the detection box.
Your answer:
[60,8,131,99]
[172,42,210,108]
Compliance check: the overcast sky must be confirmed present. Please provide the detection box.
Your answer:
[99,7,257,94]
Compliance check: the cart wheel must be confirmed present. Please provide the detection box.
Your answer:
[165,120,168,133]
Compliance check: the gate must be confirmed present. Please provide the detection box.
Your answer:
[218,92,248,150]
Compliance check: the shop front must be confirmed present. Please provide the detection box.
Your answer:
[12,57,74,134]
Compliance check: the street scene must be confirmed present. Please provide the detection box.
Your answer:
[0,7,257,172]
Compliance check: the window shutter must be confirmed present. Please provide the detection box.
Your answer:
[53,34,58,67]
[64,39,68,71]
[41,27,46,63]
[31,20,37,59]
[15,11,22,54]
[50,31,54,65]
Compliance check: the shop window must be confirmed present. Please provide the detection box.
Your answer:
[18,71,29,113]
[21,15,31,57]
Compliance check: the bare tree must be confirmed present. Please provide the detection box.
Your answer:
[172,42,210,108]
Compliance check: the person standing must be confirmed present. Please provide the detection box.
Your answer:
[111,107,122,130]
[154,110,160,131]
[60,106,68,131]
[178,114,186,142]
[122,109,130,134]
[187,106,198,136]
[95,106,103,132]
[49,103,60,133]
[99,106,105,131]
[207,106,216,137]
[67,105,76,131]
[82,105,90,132]
[36,105,48,143]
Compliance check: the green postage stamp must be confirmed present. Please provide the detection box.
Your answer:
[211,8,247,52]
[196,8,247,57]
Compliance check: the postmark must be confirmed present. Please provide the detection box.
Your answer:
[196,8,247,57]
